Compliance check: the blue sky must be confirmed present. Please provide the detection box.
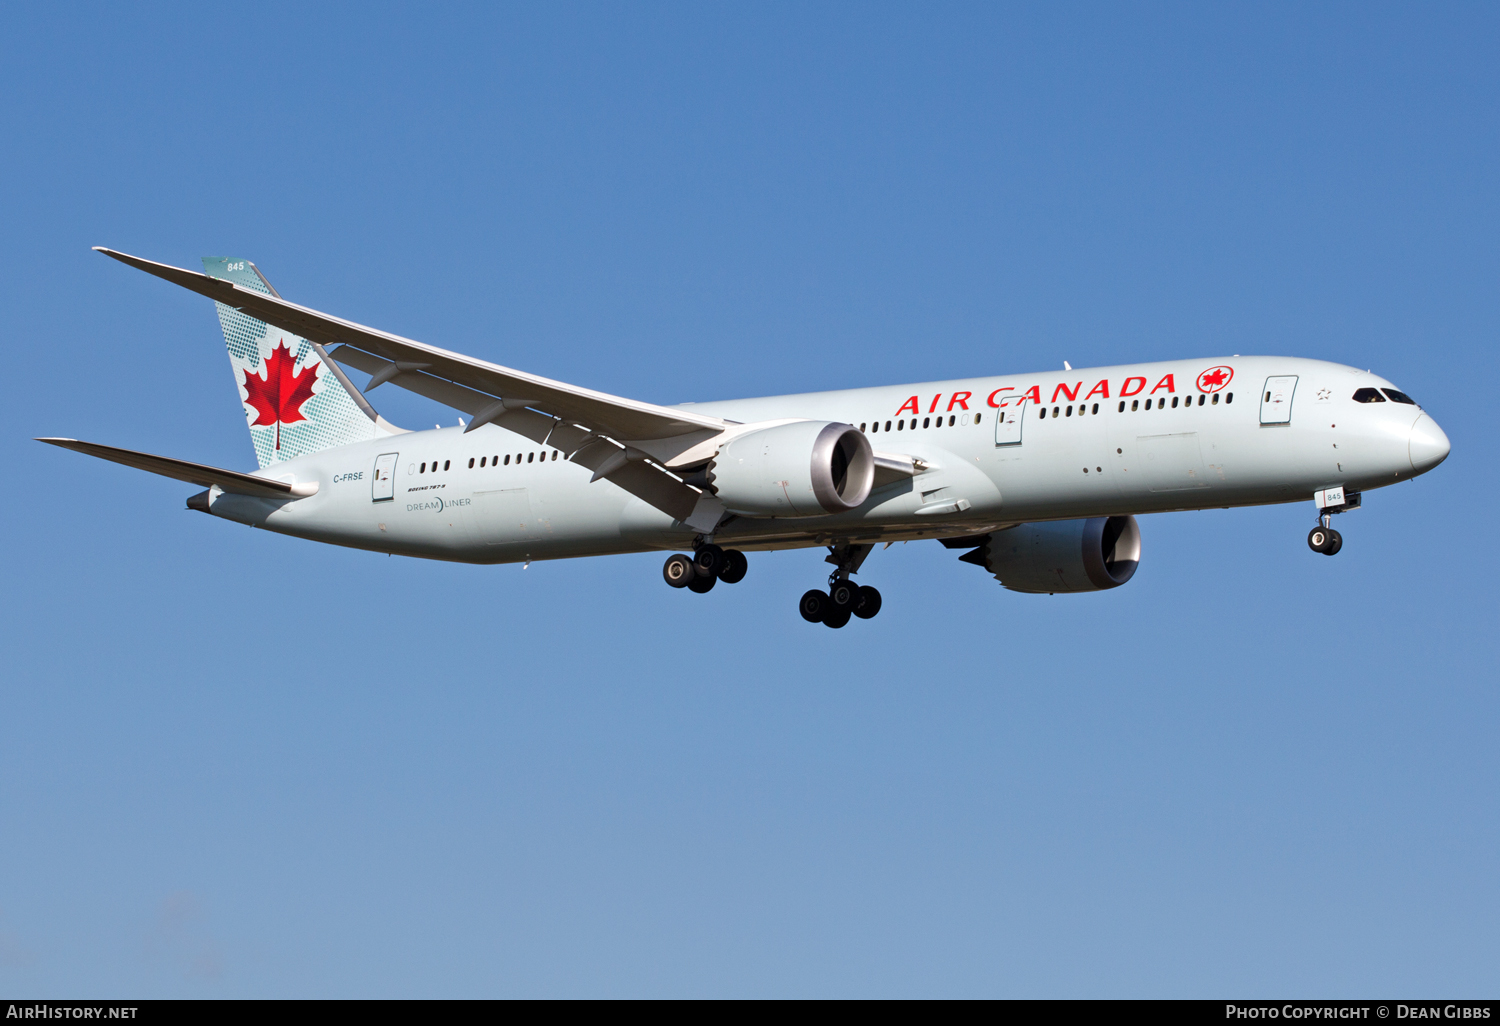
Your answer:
[1,2,1496,997]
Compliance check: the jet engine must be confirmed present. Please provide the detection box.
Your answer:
[709,421,875,517]
[959,516,1141,593]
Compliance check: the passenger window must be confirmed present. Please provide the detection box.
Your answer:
[441,460,448,470]
[1352,387,1385,403]
[1382,389,1417,405]
[885,421,891,431]
[527,452,534,463]
[468,458,475,468]
[1212,394,1219,405]
[1171,396,1179,408]
[1038,407,1046,419]
[860,423,867,432]
[1131,400,1139,411]
[1118,401,1125,412]
[974,413,981,424]
[503,454,510,465]
[910,418,917,429]
[419,462,426,473]
[897,419,904,430]
[1066,405,1073,417]
[1091,403,1099,415]
[1198,394,1205,406]
[480,457,486,467]
[923,417,930,428]
[948,415,955,426]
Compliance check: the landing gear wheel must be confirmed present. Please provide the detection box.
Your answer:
[1324,528,1342,556]
[688,572,717,593]
[663,553,696,588]
[823,607,851,629]
[853,585,882,619]
[694,544,725,578]
[799,589,830,623]
[828,579,859,611]
[718,550,748,584]
[1308,527,1331,553]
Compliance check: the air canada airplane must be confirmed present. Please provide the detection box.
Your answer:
[42,248,1451,627]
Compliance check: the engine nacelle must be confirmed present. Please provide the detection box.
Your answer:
[710,421,875,517]
[979,516,1141,593]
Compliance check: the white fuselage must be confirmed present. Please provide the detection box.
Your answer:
[203,356,1447,562]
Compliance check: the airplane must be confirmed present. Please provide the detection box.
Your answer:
[40,248,1451,627]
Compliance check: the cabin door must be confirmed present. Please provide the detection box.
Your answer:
[994,400,1026,447]
[372,452,398,501]
[1260,376,1298,425]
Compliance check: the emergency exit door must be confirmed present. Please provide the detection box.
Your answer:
[994,400,1026,446]
[372,452,398,501]
[1260,376,1298,425]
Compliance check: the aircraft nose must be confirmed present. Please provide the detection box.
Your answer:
[1409,413,1451,473]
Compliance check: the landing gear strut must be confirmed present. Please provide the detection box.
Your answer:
[799,542,882,628]
[663,543,749,592]
[1307,513,1343,556]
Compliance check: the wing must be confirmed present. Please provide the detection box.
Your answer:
[37,438,315,499]
[94,248,723,445]
[94,247,728,531]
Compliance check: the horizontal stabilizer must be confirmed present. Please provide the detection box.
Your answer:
[37,438,315,499]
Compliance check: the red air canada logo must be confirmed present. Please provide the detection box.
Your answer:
[243,340,319,450]
[1196,365,1234,393]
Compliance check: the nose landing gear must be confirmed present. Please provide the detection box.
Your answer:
[1308,488,1360,555]
[1308,520,1343,555]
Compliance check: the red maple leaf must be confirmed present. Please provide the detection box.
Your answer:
[242,340,319,450]
[1198,368,1229,389]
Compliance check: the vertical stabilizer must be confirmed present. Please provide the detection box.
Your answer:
[203,257,400,467]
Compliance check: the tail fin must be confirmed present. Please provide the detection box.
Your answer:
[202,257,401,467]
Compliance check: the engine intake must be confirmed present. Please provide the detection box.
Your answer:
[960,516,1141,593]
[710,421,874,517]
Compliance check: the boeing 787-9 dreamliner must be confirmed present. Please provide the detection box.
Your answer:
[41,249,1451,627]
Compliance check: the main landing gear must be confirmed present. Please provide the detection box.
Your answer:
[799,543,882,628]
[662,543,748,593]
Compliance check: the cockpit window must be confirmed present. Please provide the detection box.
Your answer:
[1352,387,1385,403]
[1382,388,1417,405]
